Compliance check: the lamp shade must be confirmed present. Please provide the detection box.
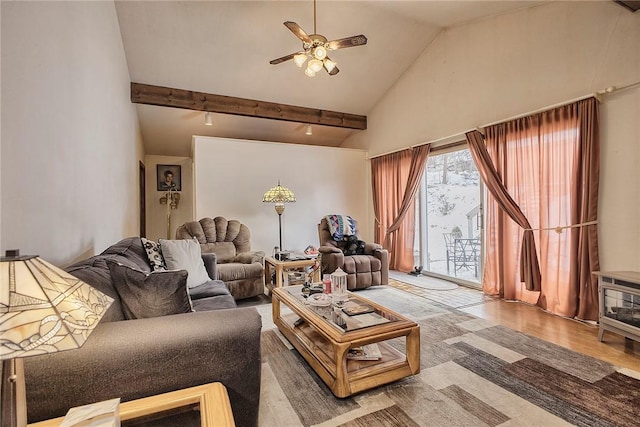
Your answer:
[293,53,307,68]
[263,182,296,250]
[323,58,337,73]
[262,182,296,205]
[313,46,327,60]
[308,59,323,73]
[0,254,113,360]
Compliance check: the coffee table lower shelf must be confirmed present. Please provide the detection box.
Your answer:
[275,312,419,398]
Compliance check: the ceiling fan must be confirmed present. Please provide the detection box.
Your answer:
[269,0,367,77]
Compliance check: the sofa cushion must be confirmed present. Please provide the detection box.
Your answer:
[188,280,231,300]
[99,237,152,271]
[159,238,211,288]
[107,261,193,320]
[191,295,237,311]
[65,259,125,323]
[140,237,167,271]
[342,255,382,274]
[217,262,263,283]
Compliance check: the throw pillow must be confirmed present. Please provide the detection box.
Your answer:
[107,260,193,320]
[159,238,211,288]
[140,237,167,271]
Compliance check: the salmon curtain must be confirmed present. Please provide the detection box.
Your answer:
[371,145,430,271]
[466,131,542,294]
[466,97,600,320]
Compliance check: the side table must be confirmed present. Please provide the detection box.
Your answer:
[264,256,319,294]
[28,382,234,427]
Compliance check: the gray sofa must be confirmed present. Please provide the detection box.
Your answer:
[24,237,262,427]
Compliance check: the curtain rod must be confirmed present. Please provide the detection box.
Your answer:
[367,131,471,159]
[367,79,640,161]
[479,80,639,130]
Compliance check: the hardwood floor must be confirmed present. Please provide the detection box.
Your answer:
[460,298,640,371]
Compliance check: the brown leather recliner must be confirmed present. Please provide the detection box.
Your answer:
[176,217,265,300]
[318,217,389,290]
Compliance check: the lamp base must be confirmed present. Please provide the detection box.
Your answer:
[1,358,26,427]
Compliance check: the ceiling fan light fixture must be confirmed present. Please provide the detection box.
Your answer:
[293,53,307,67]
[313,46,327,60]
[270,0,367,77]
[204,112,213,126]
[323,58,337,73]
[308,58,323,73]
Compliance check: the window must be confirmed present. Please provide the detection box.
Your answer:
[414,147,483,286]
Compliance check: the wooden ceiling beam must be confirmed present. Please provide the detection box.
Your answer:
[130,82,367,130]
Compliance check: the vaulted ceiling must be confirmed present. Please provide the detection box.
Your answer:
[115,1,549,156]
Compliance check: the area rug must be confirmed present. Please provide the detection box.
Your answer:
[258,286,640,427]
[389,270,459,291]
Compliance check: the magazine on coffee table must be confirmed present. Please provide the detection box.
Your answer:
[342,303,375,316]
[347,344,382,361]
[341,312,390,330]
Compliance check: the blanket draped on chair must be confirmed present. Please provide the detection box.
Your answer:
[325,215,357,241]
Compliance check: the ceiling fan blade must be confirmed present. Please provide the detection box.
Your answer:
[326,35,367,50]
[270,52,298,65]
[284,21,312,44]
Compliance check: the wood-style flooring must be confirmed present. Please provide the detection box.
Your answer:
[387,274,639,371]
[460,298,640,371]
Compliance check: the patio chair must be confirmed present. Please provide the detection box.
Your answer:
[453,238,480,276]
[443,233,456,274]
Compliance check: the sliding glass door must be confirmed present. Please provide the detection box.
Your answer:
[414,147,483,287]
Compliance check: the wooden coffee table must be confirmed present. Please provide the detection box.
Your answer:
[272,286,420,398]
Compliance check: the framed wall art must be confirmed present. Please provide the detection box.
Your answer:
[157,164,181,191]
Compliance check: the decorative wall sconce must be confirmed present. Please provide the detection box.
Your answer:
[159,190,180,210]
[160,189,180,239]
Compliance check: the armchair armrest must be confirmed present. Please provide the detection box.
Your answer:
[371,247,389,285]
[319,245,342,254]
[233,250,265,265]
[364,242,383,254]
[201,252,218,280]
[319,246,344,275]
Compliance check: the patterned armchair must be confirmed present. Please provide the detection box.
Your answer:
[176,217,265,300]
[318,216,389,290]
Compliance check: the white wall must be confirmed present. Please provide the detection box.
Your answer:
[193,137,369,255]
[144,155,194,241]
[1,1,143,265]
[343,1,640,271]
